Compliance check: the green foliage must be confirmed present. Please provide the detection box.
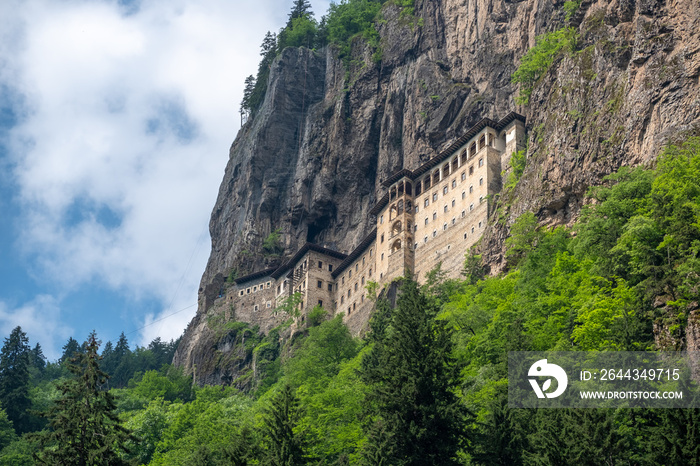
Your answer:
[306,305,328,327]
[261,384,306,465]
[326,0,384,62]
[0,327,32,434]
[563,0,581,21]
[504,148,527,190]
[275,292,303,317]
[360,279,471,465]
[262,228,284,256]
[505,211,541,267]
[512,27,578,105]
[34,335,135,465]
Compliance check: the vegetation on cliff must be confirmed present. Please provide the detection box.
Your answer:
[240,0,415,118]
[1,138,699,464]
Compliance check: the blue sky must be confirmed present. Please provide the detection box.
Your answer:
[0,0,331,360]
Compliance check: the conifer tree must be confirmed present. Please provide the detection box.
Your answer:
[60,337,81,364]
[34,334,134,465]
[360,279,471,465]
[31,343,46,371]
[0,326,32,434]
[262,383,306,465]
[287,0,313,25]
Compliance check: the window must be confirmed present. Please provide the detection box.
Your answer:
[470,203,474,211]
[461,210,466,217]
[444,205,448,213]
[369,268,372,276]
[370,249,373,257]
[348,307,351,315]
[462,191,466,199]
[342,277,345,285]
[443,186,448,195]
[479,158,484,167]
[451,199,455,207]
[356,264,359,272]
[452,180,456,189]
[425,218,428,225]
[361,294,365,303]
[424,198,429,207]
[479,178,483,186]
[464,233,467,239]
[349,270,352,278]
[470,185,473,193]
[380,234,384,243]
[469,166,474,175]
[381,253,384,260]
[472,227,475,233]
[443,223,447,231]
[414,242,418,249]
[267,281,271,288]
[318,261,322,268]
[239,290,244,296]
[328,283,333,292]
[432,212,437,221]
[380,273,383,279]
[317,280,322,288]
[380,215,384,224]
[362,256,365,265]
[253,304,259,311]
[424,236,428,243]
[415,205,419,213]
[479,196,483,203]
[341,295,344,304]
[355,283,358,291]
[267,301,272,308]
[414,225,418,232]
[348,289,351,297]
[433,230,437,237]
[479,221,482,228]
[329,264,333,272]
[461,172,466,181]
[318,300,323,307]
[253,286,257,292]
[452,217,456,225]
[361,276,365,285]
[433,193,438,202]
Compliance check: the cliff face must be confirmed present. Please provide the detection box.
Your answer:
[174,0,700,382]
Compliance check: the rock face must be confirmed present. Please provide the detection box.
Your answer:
[174,0,700,384]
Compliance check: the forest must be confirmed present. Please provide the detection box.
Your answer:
[0,137,698,464]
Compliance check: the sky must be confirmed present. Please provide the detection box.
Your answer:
[0,0,331,360]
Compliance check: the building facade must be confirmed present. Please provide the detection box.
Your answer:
[212,113,526,335]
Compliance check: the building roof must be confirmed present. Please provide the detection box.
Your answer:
[234,268,278,285]
[270,243,348,279]
[331,228,377,278]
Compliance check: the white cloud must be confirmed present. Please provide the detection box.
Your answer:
[0,296,73,361]
[1,0,334,351]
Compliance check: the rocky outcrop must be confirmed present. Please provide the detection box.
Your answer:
[174,0,700,383]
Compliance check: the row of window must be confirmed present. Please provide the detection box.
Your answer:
[418,176,483,212]
[415,152,487,196]
[416,218,484,248]
[238,281,272,296]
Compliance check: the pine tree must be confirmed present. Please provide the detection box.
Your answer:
[0,326,32,434]
[31,343,46,371]
[287,0,313,26]
[60,337,81,364]
[34,334,134,465]
[360,279,471,465]
[262,384,305,465]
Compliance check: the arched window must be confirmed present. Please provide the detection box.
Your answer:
[433,170,440,185]
[392,220,402,236]
[460,149,467,165]
[391,239,402,253]
[424,176,432,189]
[390,204,398,220]
[397,199,404,215]
[469,142,476,157]
[443,163,451,177]
[478,134,486,149]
